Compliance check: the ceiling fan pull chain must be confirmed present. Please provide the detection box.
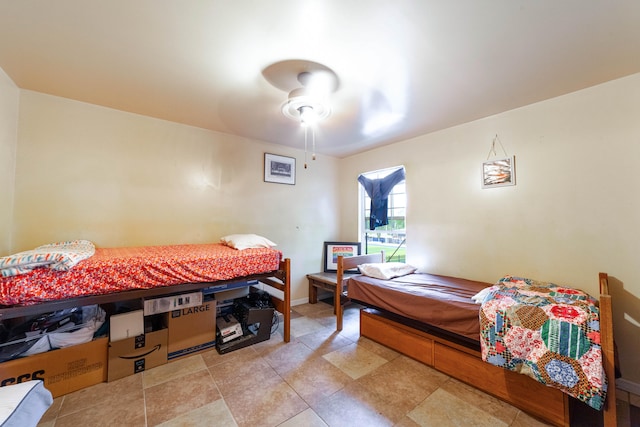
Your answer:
[304,125,309,169]
[312,127,316,161]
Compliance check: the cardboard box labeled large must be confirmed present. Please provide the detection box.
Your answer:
[108,329,167,382]
[143,291,203,316]
[168,299,216,361]
[0,337,108,398]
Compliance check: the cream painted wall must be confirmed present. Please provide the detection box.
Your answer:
[0,69,19,254]
[339,73,640,384]
[12,90,341,302]
[6,69,638,385]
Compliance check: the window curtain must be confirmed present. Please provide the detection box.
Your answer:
[358,167,405,230]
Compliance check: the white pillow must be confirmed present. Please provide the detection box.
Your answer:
[471,287,494,304]
[358,262,417,280]
[220,234,277,250]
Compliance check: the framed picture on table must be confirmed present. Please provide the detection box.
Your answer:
[323,241,361,273]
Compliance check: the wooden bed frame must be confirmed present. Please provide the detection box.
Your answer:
[0,258,291,343]
[335,254,616,427]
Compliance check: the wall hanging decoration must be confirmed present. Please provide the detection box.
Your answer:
[482,134,515,188]
[264,153,296,185]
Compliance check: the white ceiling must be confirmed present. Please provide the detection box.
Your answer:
[1,1,639,158]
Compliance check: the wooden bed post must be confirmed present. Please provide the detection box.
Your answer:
[599,272,617,427]
[282,258,291,342]
[335,256,345,331]
[260,258,291,342]
[335,252,384,331]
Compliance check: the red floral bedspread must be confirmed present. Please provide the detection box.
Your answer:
[480,276,607,410]
[0,243,282,306]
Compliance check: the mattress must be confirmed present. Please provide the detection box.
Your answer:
[0,243,282,306]
[347,273,491,342]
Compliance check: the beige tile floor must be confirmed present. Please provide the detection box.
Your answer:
[37,301,634,427]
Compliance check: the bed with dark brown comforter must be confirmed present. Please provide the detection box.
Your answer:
[347,272,489,344]
[334,253,616,427]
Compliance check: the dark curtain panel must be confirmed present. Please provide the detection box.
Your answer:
[358,167,405,230]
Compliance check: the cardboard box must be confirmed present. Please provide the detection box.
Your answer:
[167,299,216,361]
[143,291,203,316]
[107,329,167,382]
[0,337,108,398]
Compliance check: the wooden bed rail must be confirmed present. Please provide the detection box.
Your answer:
[335,252,384,331]
[260,258,291,342]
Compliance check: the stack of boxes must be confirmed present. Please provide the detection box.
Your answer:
[0,280,265,397]
[107,291,216,381]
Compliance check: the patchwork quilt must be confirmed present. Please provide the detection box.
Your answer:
[479,275,607,410]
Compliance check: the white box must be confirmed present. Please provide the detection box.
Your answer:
[143,292,203,316]
[216,314,243,343]
[109,310,144,342]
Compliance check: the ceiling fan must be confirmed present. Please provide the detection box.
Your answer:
[262,60,340,167]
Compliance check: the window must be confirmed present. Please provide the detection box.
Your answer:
[358,166,406,262]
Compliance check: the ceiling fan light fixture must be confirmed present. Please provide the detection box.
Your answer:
[298,105,315,125]
[265,63,339,169]
[281,87,331,125]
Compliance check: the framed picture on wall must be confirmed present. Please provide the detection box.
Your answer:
[482,156,516,188]
[264,153,296,185]
[323,241,361,273]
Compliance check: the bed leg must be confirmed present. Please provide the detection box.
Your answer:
[282,258,291,342]
[335,256,344,331]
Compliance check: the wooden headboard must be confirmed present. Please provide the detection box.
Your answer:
[334,251,384,331]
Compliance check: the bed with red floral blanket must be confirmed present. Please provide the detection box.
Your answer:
[479,275,607,410]
[0,243,281,306]
[0,242,291,343]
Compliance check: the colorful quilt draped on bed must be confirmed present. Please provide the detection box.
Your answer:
[0,240,96,278]
[479,275,607,410]
[0,243,282,306]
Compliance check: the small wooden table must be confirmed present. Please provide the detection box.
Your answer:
[307,272,340,305]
